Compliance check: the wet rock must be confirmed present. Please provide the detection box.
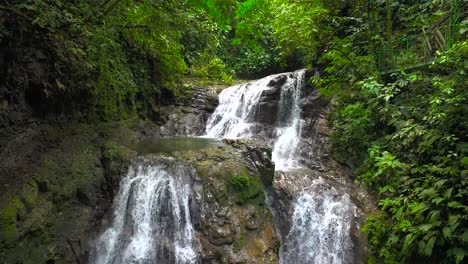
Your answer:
[267,74,287,88]
[301,88,329,119]
[208,224,235,246]
[101,141,137,198]
[222,139,275,187]
[36,180,48,193]
[245,220,259,231]
[175,141,279,263]
[160,87,220,137]
[76,188,91,206]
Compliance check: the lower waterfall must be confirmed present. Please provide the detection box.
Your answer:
[280,179,354,264]
[93,157,199,264]
[205,69,356,263]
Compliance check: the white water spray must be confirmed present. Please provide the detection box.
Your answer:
[205,70,305,170]
[280,179,354,264]
[93,158,198,264]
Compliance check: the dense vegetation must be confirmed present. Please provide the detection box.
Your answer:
[1,0,467,263]
[304,2,467,263]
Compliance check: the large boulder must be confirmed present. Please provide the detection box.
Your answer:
[174,139,279,264]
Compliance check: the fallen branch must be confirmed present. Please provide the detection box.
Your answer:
[66,238,81,264]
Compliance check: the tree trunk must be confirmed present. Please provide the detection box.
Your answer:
[386,0,392,46]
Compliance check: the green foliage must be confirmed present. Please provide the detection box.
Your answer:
[270,0,328,66]
[273,240,281,255]
[0,0,215,120]
[228,171,264,206]
[230,174,250,190]
[189,54,233,84]
[331,41,468,263]
[331,103,374,165]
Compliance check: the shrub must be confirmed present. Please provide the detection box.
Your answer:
[230,174,250,190]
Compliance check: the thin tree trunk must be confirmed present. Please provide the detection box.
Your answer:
[386,0,392,45]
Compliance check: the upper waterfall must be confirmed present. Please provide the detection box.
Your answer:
[205,70,306,170]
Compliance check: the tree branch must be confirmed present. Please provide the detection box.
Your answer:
[0,5,30,20]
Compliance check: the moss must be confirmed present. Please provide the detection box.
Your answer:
[102,140,134,160]
[194,160,216,180]
[22,181,39,208]
[10,196,25,213]
[233,230,247,252]
[230,174,250,190]
[0,205,19,243]
[233,176,265,205]
[226,168,265,206]
[246,237,267,258]
[92,75,137,121]
[273,241,281,255]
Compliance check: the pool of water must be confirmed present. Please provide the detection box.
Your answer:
[129,137,225,154]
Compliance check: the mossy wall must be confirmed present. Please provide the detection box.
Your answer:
[0,121,139,263]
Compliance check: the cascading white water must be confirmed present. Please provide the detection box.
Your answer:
[271,70,304,170]
[205,73,283,139]
[205,69,356,264]
[93,157,198,264]
[280,179,354,264]
[205,70,305,170]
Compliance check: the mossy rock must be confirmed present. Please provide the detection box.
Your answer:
[102,140,136,161]
[0,182,54,262]
[0,204,20,243]
[230,176,265,206]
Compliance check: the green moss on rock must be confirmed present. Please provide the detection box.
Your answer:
[0,205,20,243]
[0,121,143,263]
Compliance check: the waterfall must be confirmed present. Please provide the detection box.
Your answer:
[280,179,354,264]
[205,73,283,139]
[205,69,356,264]
[271,70,304,170]
[93,157,199,264]
[205,70,305,170]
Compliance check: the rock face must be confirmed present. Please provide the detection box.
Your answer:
[160,87,219,136]
[173,139,279,263]
[254,74,287,124]
[87,138,279,264]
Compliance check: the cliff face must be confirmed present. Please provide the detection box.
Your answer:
[159,86,219,137]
